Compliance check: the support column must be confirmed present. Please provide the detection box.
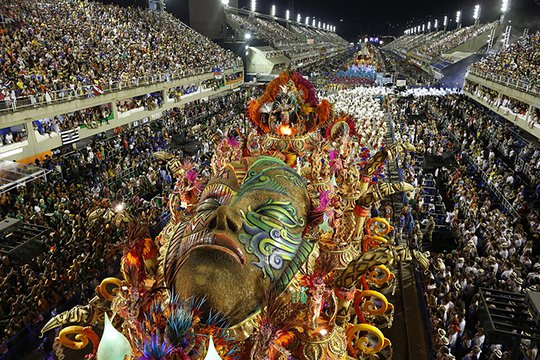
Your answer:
[111,101,119,125]
[526,104,534,124]
[25,120,39,159]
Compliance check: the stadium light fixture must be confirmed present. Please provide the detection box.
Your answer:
[501,0,509,13]
[427,21,431,31]
[220,0,229,6]
[318,21,321,29]
[271,4,276,17]
[323,22,326,30]
[313,18,316,27]
[297,14,301,23]
[434,19,439,30]
[305,16,310,26]
[456,10,461,27]
[473,4,480,22]
[286,10,290,20]
[251,0,256,12]
[422,24,425,32]
[443,15,448,29]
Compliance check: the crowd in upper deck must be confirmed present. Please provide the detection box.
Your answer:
[0,0,240,108]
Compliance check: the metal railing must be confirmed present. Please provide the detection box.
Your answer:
[0,62,243,114]
[467,67,540,97]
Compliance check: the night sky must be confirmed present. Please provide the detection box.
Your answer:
[104,0,540,41]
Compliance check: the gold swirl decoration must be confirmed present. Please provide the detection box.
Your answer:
[356,290,390,316]
[345,323,389,356]
[95,277,123,301]
[367,265,395,286]
[365,218,392,237]
[57,326,100,355]
[362,235,388,252]
[263,133,316,154]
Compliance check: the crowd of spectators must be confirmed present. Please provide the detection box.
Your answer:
[0,0,240,111]
[116,93,163,114]
[226,12,347,59]
[466,84,526,115]
[383,51,435,86]
[0,126,27,147]
[422,23,496,58]
[389,93,539,360]
[385,22,496,66]
[469,32,540,92]
[0,88,254,357]
[289,25,348,46]
[33,105,112,137]
[436,95,540,193]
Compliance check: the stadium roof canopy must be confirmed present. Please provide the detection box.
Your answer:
[0,161,51,195]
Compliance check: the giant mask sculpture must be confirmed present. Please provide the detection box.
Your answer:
[164,156,312,325]
[41,71,427,360]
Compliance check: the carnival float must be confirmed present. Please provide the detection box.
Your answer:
[41,70,428,360]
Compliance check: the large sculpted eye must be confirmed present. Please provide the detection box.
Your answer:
[196,184,235,213]
[253,200,305,229]
[196,197,221,213]
[239,200,305,280]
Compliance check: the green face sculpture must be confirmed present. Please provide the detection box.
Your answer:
[165,156,312,325]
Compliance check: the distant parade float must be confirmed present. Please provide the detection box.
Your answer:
[328,45,385,88]
[42,71,427,360]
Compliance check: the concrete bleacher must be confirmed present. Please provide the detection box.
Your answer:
[224,8,349,75]
[384,22,500,81]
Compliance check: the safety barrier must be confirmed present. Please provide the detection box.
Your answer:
[467,68,540,97]
[0,63,243,114]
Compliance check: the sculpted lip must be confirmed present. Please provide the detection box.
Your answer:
[212,232,247,265]
[181,232,247,266]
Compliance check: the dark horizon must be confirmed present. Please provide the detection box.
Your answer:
[102,0,540,41]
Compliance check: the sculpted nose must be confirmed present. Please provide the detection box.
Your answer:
[209,206,242,233]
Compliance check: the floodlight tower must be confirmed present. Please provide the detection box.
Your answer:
[251,0,256,12]
[434,19,439,31]
[501,0,510,22]
[271,4,276,17]
[456,10,462,29]
[297,14,301,23]
[305,16,310,26]
[443,15,448,30]
[427,21,431,32]
[473,4,480,25]
[286,9,290,21]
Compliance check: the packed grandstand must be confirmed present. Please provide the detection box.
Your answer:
[0,1,539,360]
